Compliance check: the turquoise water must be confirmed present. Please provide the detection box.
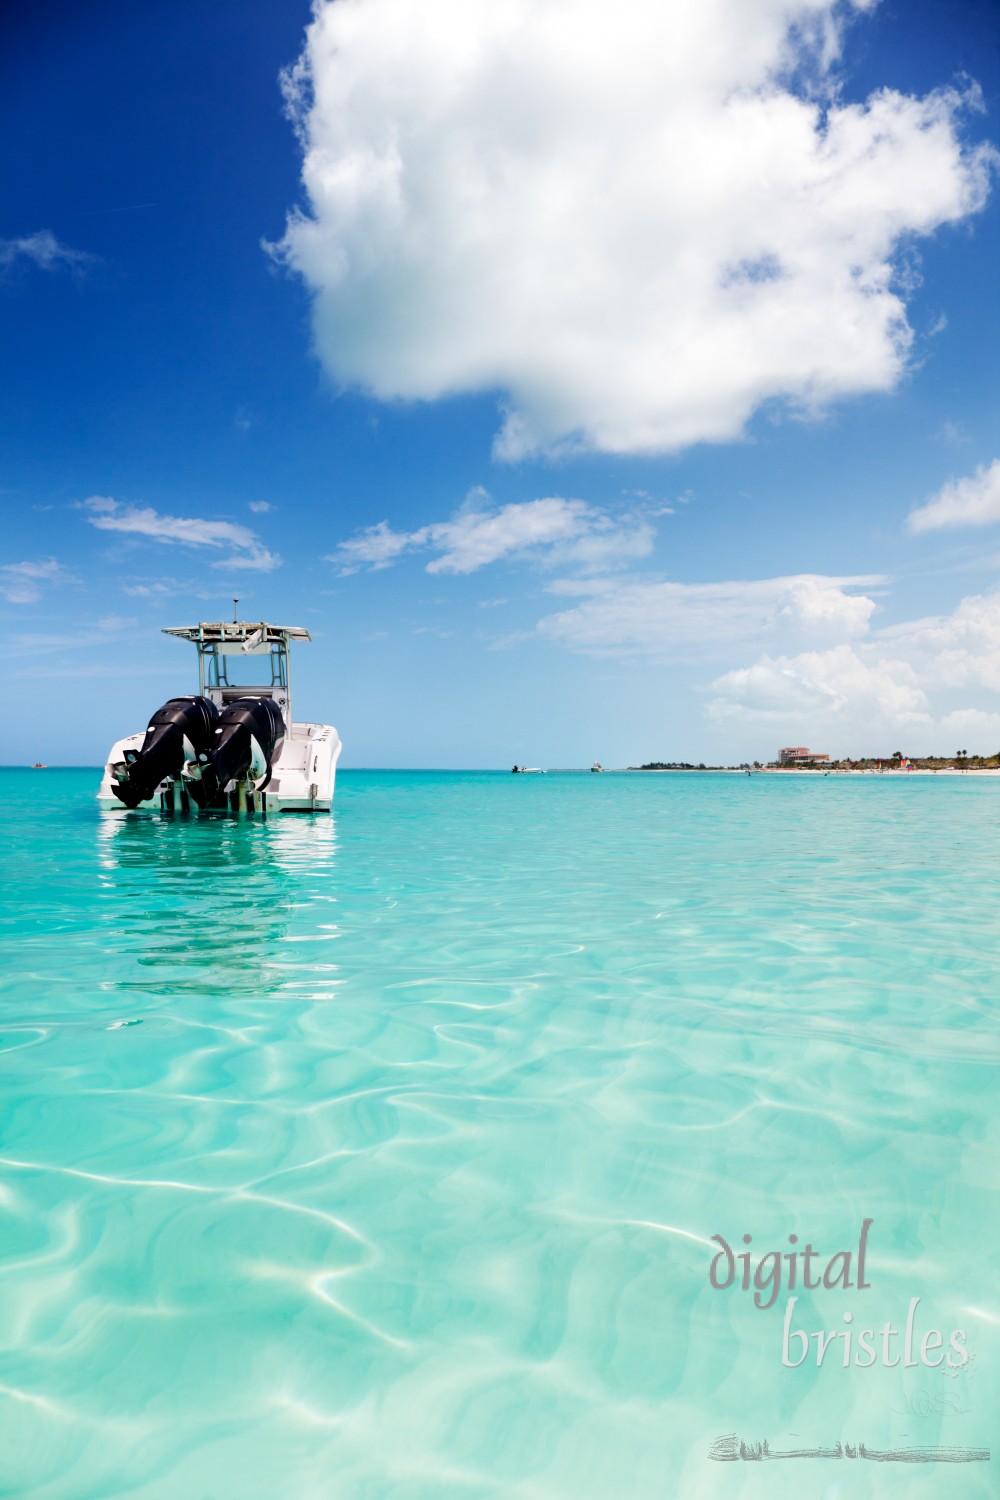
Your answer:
[1,768,997,1499]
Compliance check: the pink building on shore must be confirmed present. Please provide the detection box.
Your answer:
[779,746,830,765]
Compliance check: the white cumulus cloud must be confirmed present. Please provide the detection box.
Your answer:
[273,0,995,458]
[83,497,280,571]
[708,645,928,725]
[331,494,654,574]
[906,459,1000,532]
[706,588,1000,751]
[536,573,883,657]
[877,590,1000,693]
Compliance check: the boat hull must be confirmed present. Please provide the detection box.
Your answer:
[97,722,342,813]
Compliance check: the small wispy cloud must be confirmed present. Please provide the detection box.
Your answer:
[906,459,1000,533]
[0,230,95,277]
[83,496,281,571]
[13,616,137,654]
[330,494,656,576]
[119,576,225,603]
[120,576,197,599]
[0,557,68,605]
[248,500,272,514]
[333,519,415,573]
[121,581,174,598]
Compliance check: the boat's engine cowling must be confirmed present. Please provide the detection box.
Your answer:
[185,696,285,807]
[111,696,220,809]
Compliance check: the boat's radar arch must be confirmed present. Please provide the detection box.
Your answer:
[162,620,311,724]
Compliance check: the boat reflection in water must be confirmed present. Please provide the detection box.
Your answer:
[95,810,341,1010]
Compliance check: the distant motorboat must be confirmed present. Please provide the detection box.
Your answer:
[97,617,342,815]
[591,762,604,772]
[511,765,545,774]
[31,762,48,769]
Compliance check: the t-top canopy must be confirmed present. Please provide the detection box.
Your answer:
[163,621,311,655]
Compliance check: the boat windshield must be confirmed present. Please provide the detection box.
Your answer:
[162,622,310,717]
[201,641,288,693]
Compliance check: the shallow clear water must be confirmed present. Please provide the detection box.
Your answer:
[1,768,997,1498]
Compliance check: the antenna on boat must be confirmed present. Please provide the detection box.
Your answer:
[233,597,239,623]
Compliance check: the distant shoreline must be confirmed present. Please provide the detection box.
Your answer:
[625,766,1000,777]
[760,767,1000,777]
[6,764,1000,778]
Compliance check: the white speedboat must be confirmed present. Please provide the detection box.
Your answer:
[97,619,342,815]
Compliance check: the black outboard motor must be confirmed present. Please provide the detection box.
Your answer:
[111,696,220,809]
[186,696,285,808]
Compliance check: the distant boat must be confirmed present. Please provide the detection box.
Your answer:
[511,765,544,774]
[591,762,604,772]
[31,762,48,769]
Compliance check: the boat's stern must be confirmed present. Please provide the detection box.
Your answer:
[263,722,342,812]
[97,733,153,808]
[98,721,341,813]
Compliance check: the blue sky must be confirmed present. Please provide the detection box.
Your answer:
[2,0,998,767]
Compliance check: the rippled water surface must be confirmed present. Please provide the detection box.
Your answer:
[1,768,997,1498]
